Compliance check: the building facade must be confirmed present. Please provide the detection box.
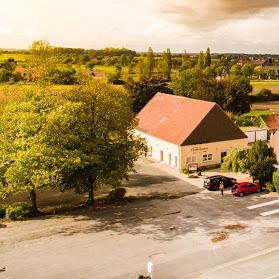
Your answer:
[136,93,248,171]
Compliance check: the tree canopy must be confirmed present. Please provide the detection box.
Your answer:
[0,80,146,212]
[222,141,276,185]
[125,76,173,113]
[170,69,252,114]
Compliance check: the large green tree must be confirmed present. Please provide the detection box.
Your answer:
[0,88,63,213]
[170,69,251,114]
[204,47,212,67]
[0,80,146,211]
[241,64,254,78]
[146,47,155,77]
[197,51,205,69]
[162,48,172,80]
[125,76,173,113]
[222,141,276,185]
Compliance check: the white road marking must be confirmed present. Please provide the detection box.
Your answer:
[265,273,279,279]
[247,200,279,210]
[260,208,279,216]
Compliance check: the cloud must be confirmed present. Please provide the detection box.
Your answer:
[161,0,279,30]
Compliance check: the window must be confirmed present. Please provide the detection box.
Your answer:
[203,154,213,162]
[160,150,164,162]
[168,154,172,165]
[148,146,153,157]
[174,156,178,168]
[186,156,196,163]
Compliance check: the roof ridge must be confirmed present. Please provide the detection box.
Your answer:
[156,92,217,106]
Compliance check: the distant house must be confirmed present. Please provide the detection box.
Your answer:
[264,114,279,136]
[136,93,248,170]
[238,59,265,67]
[237,58,273,67]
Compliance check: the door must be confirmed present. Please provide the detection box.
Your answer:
[168,153,172,165]
[160,150,164,162]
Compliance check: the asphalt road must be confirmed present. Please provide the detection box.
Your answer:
[1,159,279,279]
[199,244,279,279]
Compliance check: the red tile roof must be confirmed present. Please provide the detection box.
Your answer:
[264,114,279,130]
[136,93,247,146]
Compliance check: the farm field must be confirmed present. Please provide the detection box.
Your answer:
[251,80,279,94]
[0,53,31,62]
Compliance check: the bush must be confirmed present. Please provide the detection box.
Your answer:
[250,88,279,102]
[273,171,279,193]
[5,202,32,220]
[108,187,127,202]
[0,204,7,219]
[265,182,275,192]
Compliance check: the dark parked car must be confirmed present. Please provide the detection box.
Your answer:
[203,175,237,191]
[231,182,262,197]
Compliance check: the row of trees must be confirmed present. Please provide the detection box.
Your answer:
[0,79,146,213]
[169,69,252,114]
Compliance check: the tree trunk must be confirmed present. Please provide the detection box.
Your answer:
[87,177,96,206]
[87,185,95,206]
[29,189,39,214]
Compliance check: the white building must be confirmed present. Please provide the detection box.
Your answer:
[136,93,248,171]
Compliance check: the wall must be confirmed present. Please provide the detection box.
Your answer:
[244,129,268,143]
[135,130,180,169]
[180,138,248,170]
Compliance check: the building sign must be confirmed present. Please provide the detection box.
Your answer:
[191,146,208,152]
[188,163,198,171]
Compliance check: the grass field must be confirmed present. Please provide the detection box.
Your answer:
[242,109,274,117]
[251,80,279,94]
[93,65,129,74]
[0,53,31,62]
[251,101,279,114]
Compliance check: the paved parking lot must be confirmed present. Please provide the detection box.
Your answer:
[0,158,279,279]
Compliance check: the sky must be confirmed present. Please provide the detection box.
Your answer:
[1,0,279,53]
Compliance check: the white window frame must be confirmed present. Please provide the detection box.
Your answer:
[174,156,178,168]
[203,154,213,162]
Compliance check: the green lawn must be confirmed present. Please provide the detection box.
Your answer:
[250,80,279,94]
[242,109,274,117]
[93,65,129,74]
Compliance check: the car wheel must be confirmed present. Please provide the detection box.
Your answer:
[256,188,262,193]
[239,192,244,197]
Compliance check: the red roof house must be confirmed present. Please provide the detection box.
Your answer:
[136,93,248,170]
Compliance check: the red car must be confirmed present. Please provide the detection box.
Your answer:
[231,182,262,197]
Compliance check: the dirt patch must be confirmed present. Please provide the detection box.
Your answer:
[0,223,6,229]
[211,231,229,243]
[224,224,247,232]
